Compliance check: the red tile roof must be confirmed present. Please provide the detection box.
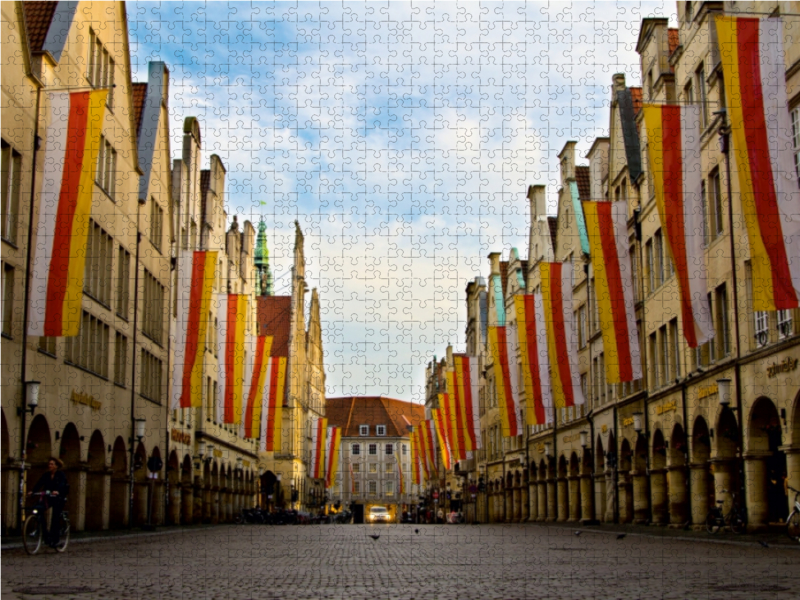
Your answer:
[668,28,679,55]
[257,296,291,355]
[22,1,57,52]
[575,165,591,201]
[325,397,425,438]
[132,83,147,138]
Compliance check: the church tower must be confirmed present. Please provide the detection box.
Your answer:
[254,220,273,296]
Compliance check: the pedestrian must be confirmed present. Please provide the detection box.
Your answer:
[437,508,444,524]
[30,457,68,547]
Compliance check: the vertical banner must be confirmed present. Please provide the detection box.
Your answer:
[310,417,328,479]
[454,355,482,451]
[716,16,800,311]
[415,428,430,482]
[643,104,715,347]
[325,426,342,489]
[171,251,218,410]
[421,420,438,477]
[260,356,287,452]
[29,90,108,337]
[410,429,421,485]
[514,294,553,426]
[243,335,273,438]
[488,325,522,437]
[445,371,468,461]
[583,202,643,383]
[541,262,586,409]
[431,410,452,470]
[217,294,249,424]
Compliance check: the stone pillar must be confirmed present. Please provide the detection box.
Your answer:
[711,458,735,515]
[546,479,557,521]
[604,470,615,523]
[744,452,770,531]
[134,480,149,525]
[153,481,165,525]
[594,474,606,522]
[785,449,800,517]
[568,477,580,522]
[212,488,220,524]
[556,478,568,522]
[194,481,205,522]
[505,488,512,522]
[537,481,547,522]
[184,484,195,525]
[513,487,522,521]
[528,482,537,521]
[580,475,594,522]
[71,466,88,532]
[2,463,21,535]
[521,482,529,522]
[618,473,633,523]
[170,481,182,524]
[101,471,111,530]
[649,469,668,525]
[667,466,688,525]
[631,469,649,524]
[689,464,709,527]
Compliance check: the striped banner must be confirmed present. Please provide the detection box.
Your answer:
[488,325,522,437]
[453,355,482,452]
[243,335,273,438]
[439,390,461,463]
[514,294,553,426]
[643,104,715,348]
[410,430,421,485]
[583,202,643,383]
[310,417,328,479]
[431,411,451,470]
[717,16,800,310]
[29,90,108,337]
[171,251,217,410]
[217,294,249,424]
[420,420,438,478]
[445,372,467,461]
[325,426,342,489]
[541,262,586,409]
[260,356,287,452]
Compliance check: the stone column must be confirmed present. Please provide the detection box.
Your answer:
[744,452,770,531]
[631,469,649,524]
[546,478,556,521]
[568,476,580,522]
[556,478,568,522]
[618,473,633,523]
[604,470,615,523]
[2,462,21,534]
[71,465,88,532]
[784,448,800,517]
[528,481,537,521]
[513,487,522,521]
[580,475,594,522]
[521,482,529,522]
[135,480,149,525]
[537,480,547,522]
[194,481,205,522]
[101,470,111,530]
[153,481,165,525]
[711,458,735,515]
[212,488,220,524]
[689,463,709,527]
[170,481,182,524]
[505,488,512,522]
[649,469,668,525]
[594,474,606,522]
[667,466,688,525]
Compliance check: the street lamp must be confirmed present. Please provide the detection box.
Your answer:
[717,378,733,409]
[236,457,243,472]
[134,418,146,442]
[632,413,643,435]
[544,441,553,459]
[19,381,40,416]
[579,430,588,449]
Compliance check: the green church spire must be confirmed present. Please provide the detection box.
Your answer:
[254,220,273,296]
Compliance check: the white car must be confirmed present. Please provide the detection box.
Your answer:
[368,506,390,523]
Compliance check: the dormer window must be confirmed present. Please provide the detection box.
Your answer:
[376,425,386,436]
[359,425,369,436]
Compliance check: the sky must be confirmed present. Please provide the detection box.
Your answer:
[126,1,676,403]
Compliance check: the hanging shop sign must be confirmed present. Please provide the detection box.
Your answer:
[698,384,718,400]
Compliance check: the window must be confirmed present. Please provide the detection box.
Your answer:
[792,106,800,181]
[359,425,369,436]
[755,310,769,347]
[670,318,681,379]
[580,373,587,397]
[369,463,377,473]
[376,425,386,436]
[654,229,664,287]
[700,179,709,245]
[368,444,377,455]
[39,335,56,356]
[778,310,793,339]
[353,481,360,494]
[660,325,669,385]
[385,444,393,455]
[645,240,654,294]
[351,443,361,455]
[96,136,117,199]
[715,285,730,357]
[352,463,360,473]
[578,305,587,348]
[116,246,130,318]
[88,29,114,107]
[630,245,639,301]
[1,141,21,243]
[402,444,407,455]
[696,63,707,128]
[114,332,127,386]
[386,462,394,472]
[368,481,377,495]
[386,481,394,496]
[2,263,13,337]
[84,220,113,306]
[142,270,165,345]
[649,333,658,388]
[709,169,723,240]
[149,199,164,252]
[140,349,163,403]
[65,311,109,378]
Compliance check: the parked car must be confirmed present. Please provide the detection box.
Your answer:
[368,506,391,523]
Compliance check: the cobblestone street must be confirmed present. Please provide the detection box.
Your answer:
[2,524,798,599]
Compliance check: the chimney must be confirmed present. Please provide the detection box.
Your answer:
[613,73,627,92]
[489,252,501,276]
[528,185,547,220]
[446,345,453,365]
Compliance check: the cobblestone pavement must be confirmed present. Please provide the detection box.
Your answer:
[2,524,798,599]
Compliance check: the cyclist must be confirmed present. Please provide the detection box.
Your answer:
[30,457,68,548]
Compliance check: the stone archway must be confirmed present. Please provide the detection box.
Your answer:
[167,451,181,525]
[650,429,668,524]
[690,417,713,526]
[668,424,689,525]
[713,408,740,516]
[580,447,594,523]
[132,442,148,526]
[568,452,581,522]
[632,434,649,524]
[788,393,800,513]
[109,437,128,528]
[618,439,633,523]
[594,436,606,522]
[512,470,522,521]
[537,459,548,522]
[261,470,277,510]
[747,397,786,527]
[1,410,13,534]
[504,471,513,522]
[528,463,538,521]
[59,423,82,531]
[605,431,616,523]
[85,430,106,531]
[26,415,52,498]
[181,455,194,525]
[148,447,164,526]
[557,455,568,522]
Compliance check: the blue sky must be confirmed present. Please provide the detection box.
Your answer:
[127,1,675,402]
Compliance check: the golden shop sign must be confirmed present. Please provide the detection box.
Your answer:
[70,390,101,411]
[536,443,545,454]
[656,401,677,415]
[766,357,798,378]
[562,433,580,443]
[170,429,191,445]
[698,384,718,400]
[621,417,634,428]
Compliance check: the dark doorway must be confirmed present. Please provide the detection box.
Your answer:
[352,502,365,524]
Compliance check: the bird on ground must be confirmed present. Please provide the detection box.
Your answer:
[616,534,626,540]
[414,529,420,534]
[574,531,582,537]
[369,534,380,540]
[758,540,769,548]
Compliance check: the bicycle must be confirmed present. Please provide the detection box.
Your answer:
[786,486,800,542]
[705,489,746,534]
[23,491,71,555]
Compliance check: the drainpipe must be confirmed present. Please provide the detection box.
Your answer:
[613,404,619,523]
[129,197,146,527]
